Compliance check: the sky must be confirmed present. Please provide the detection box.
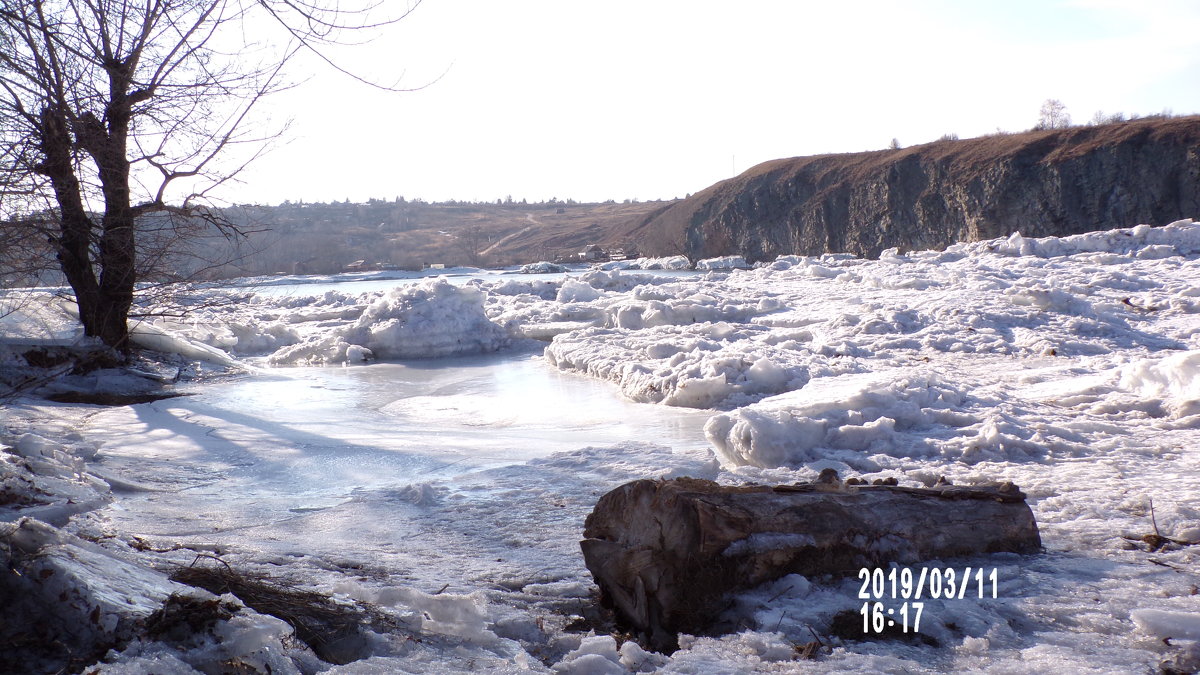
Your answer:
[222,0,1200,206]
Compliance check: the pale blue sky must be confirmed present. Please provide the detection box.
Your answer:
[226,0,1200,205]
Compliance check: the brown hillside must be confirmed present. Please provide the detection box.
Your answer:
[626,116,1200,260]
[202,200,673,278]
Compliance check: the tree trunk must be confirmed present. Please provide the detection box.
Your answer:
[93,80,137,352]
[36,83,138,351]
[36,107,111,346]
[581,477,1041,651]
[94,165,135,352]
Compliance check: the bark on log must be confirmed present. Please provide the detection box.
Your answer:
[580,477,1040,651]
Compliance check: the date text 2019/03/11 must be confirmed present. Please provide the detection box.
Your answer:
[858,566,1001,601]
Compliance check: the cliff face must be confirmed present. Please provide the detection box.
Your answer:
[627,117,1200,260]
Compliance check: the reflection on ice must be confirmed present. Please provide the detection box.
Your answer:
[82,350,708,537]
[240,266,698,298]
[228,351,711,457]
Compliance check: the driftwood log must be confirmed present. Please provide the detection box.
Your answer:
[581,476,1040,650]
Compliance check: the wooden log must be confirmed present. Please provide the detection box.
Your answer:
[580,476,1040,651]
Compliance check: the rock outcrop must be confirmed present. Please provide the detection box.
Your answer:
[625,117,1200,260]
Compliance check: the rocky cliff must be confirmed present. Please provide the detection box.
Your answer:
[625,116,1200,260]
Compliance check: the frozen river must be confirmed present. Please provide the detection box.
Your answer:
[6,222,1200,673]
[81,348,709,539]
[235,265,700,298]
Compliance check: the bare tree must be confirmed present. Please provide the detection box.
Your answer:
[1036,98,1071,130]
[1090,110,1125,126]
[659,229,699,269]
[0,0,414,351]
[454,224,489,267]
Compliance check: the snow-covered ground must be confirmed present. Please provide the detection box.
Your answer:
[3,221,1200,673]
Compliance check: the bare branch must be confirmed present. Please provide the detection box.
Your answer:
[0,0,417,349]
[255,0,430,91]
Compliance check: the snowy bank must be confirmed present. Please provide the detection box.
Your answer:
[519,261,570,274]
[1,432,110,526]
[598,255,691,271]
[704,371,968,468]
[964,219,1200,258]
[269,279,508,364]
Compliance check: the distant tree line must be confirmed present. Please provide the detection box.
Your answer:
[272,196,603,209]
[889,100,1190,151]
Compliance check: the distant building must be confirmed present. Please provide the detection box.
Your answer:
[345,260,367,271]
[579,244,605,262]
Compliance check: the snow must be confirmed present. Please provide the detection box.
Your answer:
[129,321,240,366]
[694,255,750,270]
[1118,349,1200,418]
[967,219,1200,258]
[705,371,968,468]
[0,518,178,656]
[597,255,692,271]
[268,278,509,364]
[552,635,669,674]
[1,432,111,526]
[544,324,814,408]
[4,220,1200,673]
[521,261,571,274]
[335,583,500,643]
[1131,608,1200,640]
[557,278,604,303]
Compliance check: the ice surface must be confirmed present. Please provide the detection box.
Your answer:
[129,321,240,365]
[2,433,110,526]
[520,261,571,274]
[598,255,691,271]
[1131,608,1200,640]
[705,371,968,468]
[5,221,1200,673]
[695,255,750,270]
